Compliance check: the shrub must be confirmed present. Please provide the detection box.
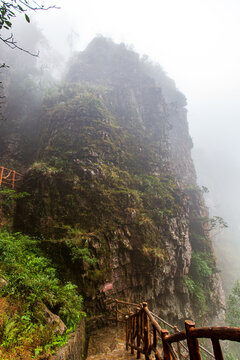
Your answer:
[0,229,84,357]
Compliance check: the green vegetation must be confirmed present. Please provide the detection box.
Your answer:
[63,227,98,266]
[185,251,216,316]
[0,229,84,358]
[0,189,30,229]
[225,281,240,359]
[30,162,61,175]
[0,189,28,204]
[226,281,240,327]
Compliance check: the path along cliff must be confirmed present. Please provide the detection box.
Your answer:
[86,325,131,360]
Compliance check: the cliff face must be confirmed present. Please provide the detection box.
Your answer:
[13,37,225,325]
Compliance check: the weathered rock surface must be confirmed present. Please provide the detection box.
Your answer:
[12,37,225,326]
[52,318,86,360]
[41,305,67,335]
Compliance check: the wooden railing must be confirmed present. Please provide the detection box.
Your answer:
[111,300,240,360]
[163,320,240,360]
[0,166,23,189]
[106,298,140,324]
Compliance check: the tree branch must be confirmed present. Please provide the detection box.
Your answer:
[0,1,59,55]
[0,33,39,56]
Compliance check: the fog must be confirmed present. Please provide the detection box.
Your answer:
[3,0,240,292]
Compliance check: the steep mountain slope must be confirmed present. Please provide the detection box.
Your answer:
[12,37,224,326]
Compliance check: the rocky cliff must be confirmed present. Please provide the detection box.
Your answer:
[6,37,224,326]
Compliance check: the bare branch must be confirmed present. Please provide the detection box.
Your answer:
[0,33,39,56]
[0,1,59,55]
[1,0,59,12]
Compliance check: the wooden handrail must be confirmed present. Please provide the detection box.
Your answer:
[0,166,22,176]
[165,330,187,343]
[122,301,240,360]
[150,310,178,330]
[115,299,140,307]
[0,166,23,189]
[189,326,240,341]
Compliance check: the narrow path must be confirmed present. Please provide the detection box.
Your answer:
[86,324,136,360]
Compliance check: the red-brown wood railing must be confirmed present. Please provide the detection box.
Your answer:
[0,166,23,189]
[113,300,240,360]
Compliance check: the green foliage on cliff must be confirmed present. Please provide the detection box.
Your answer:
[0,229,84,358]
[185,251,216,315]
[226,281,240,327]
[15,82,182,241]
[2,37,222,330]
[225,281,240,358]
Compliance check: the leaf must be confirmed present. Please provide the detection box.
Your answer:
[5,20,12,28]
[18,5,24,11]
[25,14,30,23]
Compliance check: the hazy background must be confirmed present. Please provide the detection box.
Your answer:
[5,0,240,292]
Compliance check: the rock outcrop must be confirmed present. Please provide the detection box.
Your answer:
[13,37,225,326]
[52,318,86,360]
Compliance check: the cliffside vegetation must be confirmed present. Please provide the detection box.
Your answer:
[0,36,226,358]
[0,191,84,359]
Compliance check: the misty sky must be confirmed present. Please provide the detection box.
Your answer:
[34,0,240,151]
[33,0,240,212]
[25,0,240,286]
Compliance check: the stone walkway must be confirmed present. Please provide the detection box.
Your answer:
[86,325,136,360]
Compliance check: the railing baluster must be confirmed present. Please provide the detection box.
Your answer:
[174,325,183,360]
[133,313,136,346]
[126,315,129,350]
[12,170,15,189]
[153,324,158,359]
[0,167,4,186]
[137,310,141,359]
[115,298,119,326]
[143,302,150,360]
[185,320,201,360]
[161,329,172,360]
[211,338,223,360]
[153,324,157,348]
[130,312,134,355]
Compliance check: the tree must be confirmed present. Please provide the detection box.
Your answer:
[226,281,240,327]
[0,0,58,54]
[0,1,58,120]
[226,281,240,358]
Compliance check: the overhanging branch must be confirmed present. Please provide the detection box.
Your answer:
[0,33,39,56]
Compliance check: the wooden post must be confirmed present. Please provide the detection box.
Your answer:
[115,299,119,326]
[153,324,157,348]
[126,315,129,350]
[137,310,141,359]
[153,323,159,359]
[174,326,183,360]
[0,167,4,186]
[211,338,224,360]
[133,313,136,350]
[12,170,15,189]
[185,320,201,360]
[130,312,134,355]
[143,302,150,360]
[161,329,172,360]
